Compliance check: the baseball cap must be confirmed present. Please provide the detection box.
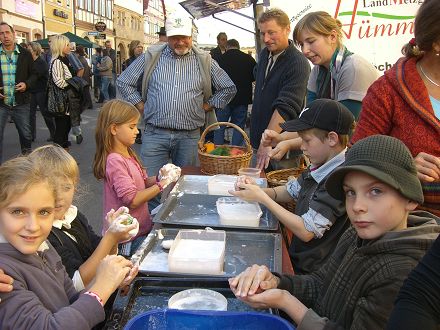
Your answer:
[325,135,424,203]
[280,99,355,134]
[166,14,192,37]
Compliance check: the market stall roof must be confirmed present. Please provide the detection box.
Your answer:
[179,0,253,20]
[36,32,99,49]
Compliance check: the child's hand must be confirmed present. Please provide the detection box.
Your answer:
[119,264,138,289]
[92,255,133,298]
[268,140,290,161]
[106,214,139,242]
[228,264,279,298]
[103,206,129,235]
[0,269,13,294]
[158,164,181,187]
[230,182,266,203]
[235,175,257,191]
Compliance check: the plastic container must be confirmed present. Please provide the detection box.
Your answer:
[168,229,226,275]
[124,309,296,330]
[207,174,237,196]
[238,167,261,178]
[216,197,263,227]
[168,288,227,311]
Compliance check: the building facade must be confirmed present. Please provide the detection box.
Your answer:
[75,0,115,49]
[0,0,44,43]
[44,0,75,36]
[143,0,165,46]
[114,0,143,72]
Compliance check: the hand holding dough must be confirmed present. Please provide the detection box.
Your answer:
[158,164,181,188]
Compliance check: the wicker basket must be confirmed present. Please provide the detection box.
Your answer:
[198,122,253,175]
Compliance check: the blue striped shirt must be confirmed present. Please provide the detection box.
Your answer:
[117,46,236,130]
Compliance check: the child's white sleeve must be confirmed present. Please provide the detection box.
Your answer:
[72,270,85,291]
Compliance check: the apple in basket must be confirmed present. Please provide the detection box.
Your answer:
[230,148,244,156]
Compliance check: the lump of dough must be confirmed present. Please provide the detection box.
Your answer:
[161,239,174,250]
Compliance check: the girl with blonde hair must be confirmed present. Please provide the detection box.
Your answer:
[29,145,138,292]
[93,99,180,256]
[0,155,134,329]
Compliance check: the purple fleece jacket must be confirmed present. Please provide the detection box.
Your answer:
[0,241,105,329]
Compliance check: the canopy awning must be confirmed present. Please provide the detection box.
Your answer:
[36,32,99,49]
[180,0,253,20]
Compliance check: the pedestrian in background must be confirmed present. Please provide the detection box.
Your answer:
[92,47,103,103]
[0,22,36,163]
[27,41,55,142]
[76,45,93,110]
[214,39,256,146]
[122,40,144,71]
[98,48,113,103]
[210,32,227,62]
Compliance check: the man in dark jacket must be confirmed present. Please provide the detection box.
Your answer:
[214,39,256,146]
[210,32,227,62]
[0,22,37,163]
[251,9,310,170]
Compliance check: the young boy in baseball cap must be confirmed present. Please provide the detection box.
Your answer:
[229,135,440,330]
[232,98,354,274]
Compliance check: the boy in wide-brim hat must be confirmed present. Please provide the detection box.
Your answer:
[229,134,440,330]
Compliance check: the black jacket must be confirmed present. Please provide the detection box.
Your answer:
[0,43,37,106]
[47,211,101,278]
[29,56,48,93]
[217,49,256,106]
[210,46,223,63]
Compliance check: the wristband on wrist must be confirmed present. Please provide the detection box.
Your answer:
[84,291,104,307]
[156,181,164,192]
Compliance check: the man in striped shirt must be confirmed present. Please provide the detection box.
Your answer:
[0,22,37,163]
[117,14,236,179]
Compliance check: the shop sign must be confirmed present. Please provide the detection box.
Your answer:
[95,22,106,32]
[53,9,68,19]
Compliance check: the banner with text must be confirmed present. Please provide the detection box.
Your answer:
[269,0,423,72]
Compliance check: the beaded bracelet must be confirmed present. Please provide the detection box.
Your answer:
[84,291,104,307]
[156,181,164,192]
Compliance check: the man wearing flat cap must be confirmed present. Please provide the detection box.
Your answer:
[117,14,236,205]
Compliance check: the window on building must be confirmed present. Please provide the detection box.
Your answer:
[101,0,105,16]
[15,31,28,45]
[94,0,99,14]
[106,0,112,19]
[57,0,62,5]
[66,0,71,7]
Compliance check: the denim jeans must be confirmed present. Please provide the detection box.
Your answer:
[101,76,112,101]
[141,124,200,177]
[0,103,32,163]
[141,124,200,210]
[213,104,248,146]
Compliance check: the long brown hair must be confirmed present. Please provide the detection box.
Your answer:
[93,99,142,179]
